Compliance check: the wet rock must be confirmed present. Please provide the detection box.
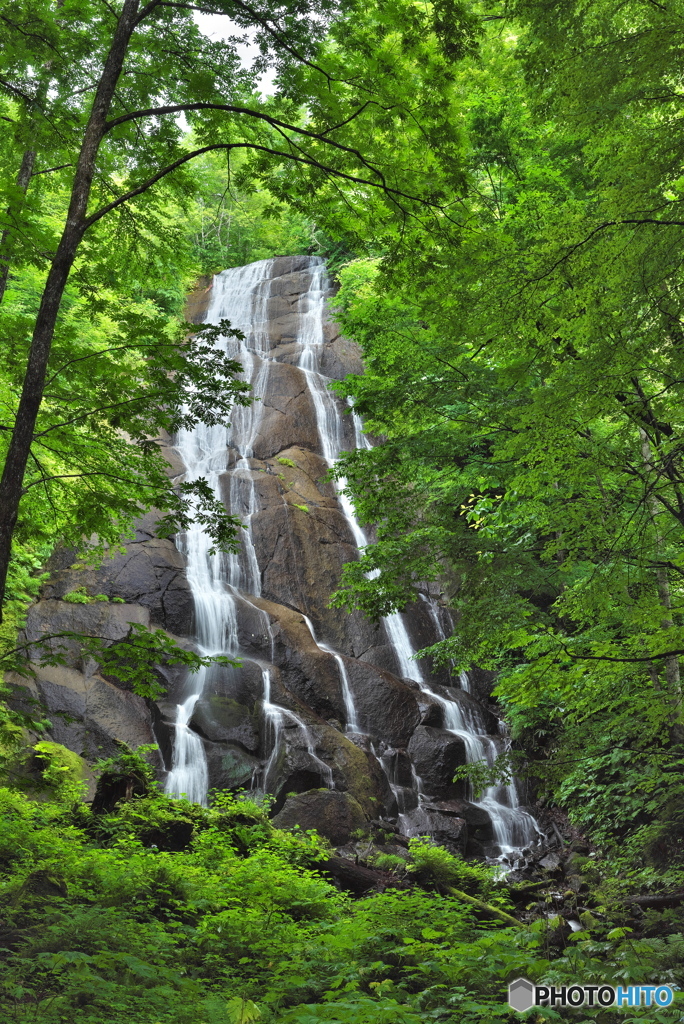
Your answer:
[381,748,414,788]
[344,661,421,747]
[407,726,467,797]
[310,723,392,817]
[11,661,160,762]
[24,599,150,664]
[252,504,358,630]
[19,255,540,865]
[539,852,563,874]
[250,362,320,459]
[191,695,260,754]
[185,274,214,324]
[39,537,193,635]
[247,598,346,722]
[398,600,454,687]
[272,789,368,845]
[204,741,259,791]
[400,806,468,856]
[419,701,443,727]
[423,799,495,843]
[318,332,365,379]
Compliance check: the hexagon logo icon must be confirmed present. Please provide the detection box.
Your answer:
[508,977,535,1012]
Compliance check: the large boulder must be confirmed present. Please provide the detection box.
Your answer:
[249,361,320,459]
[309,723,392,818]
[10,662,161,764]
[38,521,193,636]
[422,799,495,844]
[400,806,469,856]
[272,789,368,845]
[407,726,467,798]
[344,660,421,747]
[204,741,259,791]
[251,502,358,627]
[245,598,348,722]
[190,694,260,754]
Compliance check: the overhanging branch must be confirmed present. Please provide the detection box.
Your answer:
[103,101,393,186]
[83,142,441,230]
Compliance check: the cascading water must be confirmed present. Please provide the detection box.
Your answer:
[291,260,539,860]
[166,261,331,804]
[165,254,539,863]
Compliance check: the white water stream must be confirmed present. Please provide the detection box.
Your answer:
[165,261,329,803]
[164,257,539,860]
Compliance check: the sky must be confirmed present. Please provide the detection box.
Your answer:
[193,12,277,94]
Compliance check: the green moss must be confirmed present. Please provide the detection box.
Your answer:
[62,587,92,604]
[33,741,90,802]
[277,457,297,468]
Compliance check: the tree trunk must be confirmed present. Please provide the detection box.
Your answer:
[0,2,65,305]
[639,427,682,716]
[0,0,142,619]
[0,147,38,304]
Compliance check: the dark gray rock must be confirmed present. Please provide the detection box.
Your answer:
[422,799,495,843]
[191,694,260,753]
[204,741,259,791]
[399,805,468,856]
[408,726,467,797]
[272,789,368,845]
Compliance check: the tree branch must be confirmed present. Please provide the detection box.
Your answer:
[31,163,73,177]
[83,142,438,230]
[155,0,340,85]
[532,218,684,283]
[103,101,391,186]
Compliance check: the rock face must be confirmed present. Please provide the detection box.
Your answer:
[18,256,537,857]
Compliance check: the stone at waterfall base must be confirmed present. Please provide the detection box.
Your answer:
[271,789,367,845]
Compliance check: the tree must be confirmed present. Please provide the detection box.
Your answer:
[316,8,684,847]
[0,0,477,620]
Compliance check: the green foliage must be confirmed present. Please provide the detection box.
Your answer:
[1,785,684,1022]
[406,837,500,899]
[452,753,516,800]
[93,744,159,792]
[32,742,89,804]
[62,588,92,605]
[184,152,313,275]
[277,458,297,469]
[318,5,684,858]
[2,621,240,702]
[368,852,406,874]
[0,542,51,646]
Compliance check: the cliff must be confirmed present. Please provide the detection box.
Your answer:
[14,255,539,862]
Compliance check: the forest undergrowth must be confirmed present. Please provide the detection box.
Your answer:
[0,747,683,1024]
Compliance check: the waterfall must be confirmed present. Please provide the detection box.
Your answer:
[303,615,359,733]
[164,255,539,862]
[165,261,330,803]
[291,265,539,858]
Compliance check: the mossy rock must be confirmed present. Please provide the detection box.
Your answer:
[272,790,368,845]
[191,695,259,753]
[30,741,93,801]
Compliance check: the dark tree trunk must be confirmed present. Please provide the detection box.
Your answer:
[0,147,37,304]
[0,0,142,618]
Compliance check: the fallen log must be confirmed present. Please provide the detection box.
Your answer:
[445,886,522,927]
[319,856,409,896]
[626,892,684,910]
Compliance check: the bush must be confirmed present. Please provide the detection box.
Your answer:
[406,837,498,897]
